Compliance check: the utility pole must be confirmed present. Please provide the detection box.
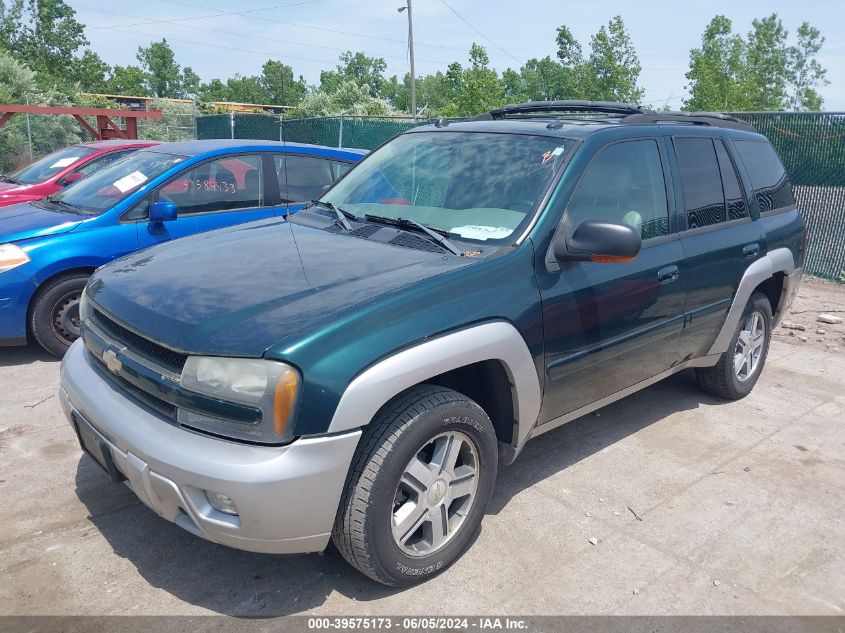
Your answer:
[398,0,416,120]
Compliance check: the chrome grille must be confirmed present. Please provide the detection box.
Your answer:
[92,309,188,373]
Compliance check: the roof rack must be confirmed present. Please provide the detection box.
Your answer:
[472,100,756,132]
[622,111,755,132]
[477,100,647,120]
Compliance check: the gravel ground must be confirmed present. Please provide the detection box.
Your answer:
[0,279,843,617]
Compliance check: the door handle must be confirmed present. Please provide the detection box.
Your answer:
[657,265,680,284]
[743,243,761,258]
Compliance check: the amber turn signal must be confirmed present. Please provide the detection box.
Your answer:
[273,369,299,436]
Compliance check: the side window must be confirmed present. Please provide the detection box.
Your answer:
[566,139,669,241]
[714,139,747,220]
[276,155,336,203]
[673,137,727,229]
[158,155,263,215]
[74,149,135,178]
[734,140,795,212]
[330,161,352,179]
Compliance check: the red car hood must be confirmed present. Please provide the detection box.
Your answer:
[0,182,43,207]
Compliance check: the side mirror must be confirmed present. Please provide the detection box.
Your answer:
[57,172,83,187]
[553,220,641,263]
[148,200,177,223]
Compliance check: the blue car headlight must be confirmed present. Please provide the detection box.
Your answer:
[0,244,30,274]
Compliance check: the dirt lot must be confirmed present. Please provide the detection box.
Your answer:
[0,280,843,616]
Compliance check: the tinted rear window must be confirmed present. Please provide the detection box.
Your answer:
[673,137,727,228]
[734,140,795,212]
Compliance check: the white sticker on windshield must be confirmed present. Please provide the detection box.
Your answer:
[50,157,80,168]
[451,225,513,240]
[113,170,148,193]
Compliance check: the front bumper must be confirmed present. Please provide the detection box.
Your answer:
[59,340,361,554]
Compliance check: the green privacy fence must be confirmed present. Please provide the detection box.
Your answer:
[731,112,845,279]
[196,113,426,150]
[197,111,845,279]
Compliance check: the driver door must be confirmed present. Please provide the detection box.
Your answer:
[537,137,687,425]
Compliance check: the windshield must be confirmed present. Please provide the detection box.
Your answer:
[49,150,186,214]
[7,146,96,184]
[321,131,571,243]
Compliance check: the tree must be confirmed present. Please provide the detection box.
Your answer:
[106,65,150,96]
[289,79,393,117]
[181,66,200,99]
[137,39,183,98]
[788,22,828,110]
[1,0,87,76]
[684,16,749,111]
[261,59,306,106]
[684,14,828,112]
[439,44,506,116]
[320,51,387,97]
[68,48,110,93]
[742,14,790,110]
[584,16,643,103]
[222,74,268,104]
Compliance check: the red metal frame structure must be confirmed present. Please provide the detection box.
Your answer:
[0,104,163,140]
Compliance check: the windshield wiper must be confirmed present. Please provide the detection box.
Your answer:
[364,214,462,256]
[47,196,90,215]
[309,200,356,231]
[2,176,20,184]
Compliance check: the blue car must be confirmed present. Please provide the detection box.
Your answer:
[0,139,365,355]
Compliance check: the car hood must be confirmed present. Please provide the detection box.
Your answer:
[87,219,472,357]
[0,202,83,242]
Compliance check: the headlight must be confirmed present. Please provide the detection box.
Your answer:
[178,356,300,444]
[0,243,30,274]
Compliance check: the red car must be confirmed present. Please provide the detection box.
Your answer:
[0,140,157,208]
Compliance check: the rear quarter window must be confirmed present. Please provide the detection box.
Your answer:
[734,140,796,212]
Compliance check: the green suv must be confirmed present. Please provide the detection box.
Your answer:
[59,101,805,586]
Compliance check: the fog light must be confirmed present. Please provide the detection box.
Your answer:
[206,490,239,515]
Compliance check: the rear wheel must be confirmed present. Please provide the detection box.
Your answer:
[332,385,498,586]
[30,273,90,357]
[696,292,772,400]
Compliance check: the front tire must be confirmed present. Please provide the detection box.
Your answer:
[30,273,90,357]
[696,291,772,400]
[332,385,498,586]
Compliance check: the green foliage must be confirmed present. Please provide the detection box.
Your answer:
[685,14,828,111]
[106,65,150,97]
[261,60,307,106]
[437,43,506,116]
[320,51,387,98]
[136,97,196,141]
[0,49,83,173]
[789,23,828,111]
[289,80,393,117]
[137,39,183,98]
[583,16,644,103]
[0,0,87,77]
[68,48,110,93]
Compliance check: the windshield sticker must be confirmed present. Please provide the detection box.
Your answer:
[541,146,566,166]
[452,225,513,240]
[113,171,148,193]
[50,157,80,168]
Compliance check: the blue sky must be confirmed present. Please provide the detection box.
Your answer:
[72,0,845,109]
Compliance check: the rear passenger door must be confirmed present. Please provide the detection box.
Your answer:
[670,136,762,360]
[538,137,687,423]
[275,154,353,213]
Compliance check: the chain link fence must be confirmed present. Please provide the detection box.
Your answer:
[0,110,196,176]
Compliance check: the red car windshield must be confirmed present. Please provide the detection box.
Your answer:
[6,146,96,184]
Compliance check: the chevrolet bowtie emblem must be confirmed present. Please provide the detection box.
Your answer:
[102,349,122,374]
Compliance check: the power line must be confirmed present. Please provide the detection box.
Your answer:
[438,0,522,65]
[163,0,471,53]
[75,4,454,67]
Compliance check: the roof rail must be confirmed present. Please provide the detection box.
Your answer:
[477,100,647,120]
[622,111,755,131]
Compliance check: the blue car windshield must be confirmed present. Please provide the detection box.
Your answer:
[321,131,572,244]
[48,150,186,214]
[7,146,96,184]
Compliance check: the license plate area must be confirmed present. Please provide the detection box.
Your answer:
[71,412,126,483]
